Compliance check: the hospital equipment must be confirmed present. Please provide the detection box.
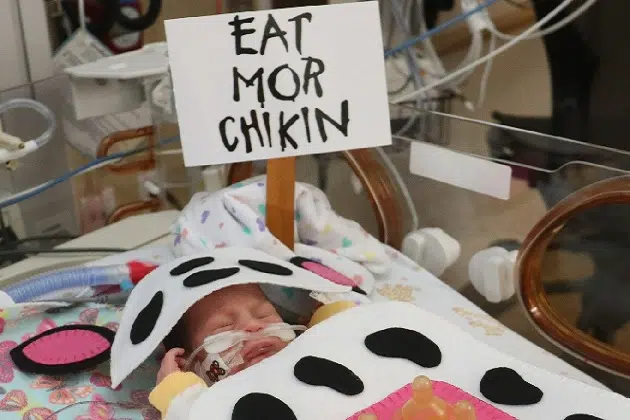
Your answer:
[0,0,77,237]
[0,98,56,165]
[1,259,157,304]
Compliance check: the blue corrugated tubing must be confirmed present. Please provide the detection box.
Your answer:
[3,265,127,304]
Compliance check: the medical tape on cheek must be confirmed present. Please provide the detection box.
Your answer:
[220,343,245,368]
[194,325,303,384]
[198,342,245,384]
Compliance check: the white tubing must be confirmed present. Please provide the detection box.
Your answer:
[393,0,577,103]
[490,0,598,41]
[0,98,56,148]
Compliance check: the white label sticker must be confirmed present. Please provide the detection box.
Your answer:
[409,141,512,200]
[165,2,391,167]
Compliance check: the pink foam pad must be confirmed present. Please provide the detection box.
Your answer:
[22,329,111,365]
[348,380,515,420]
[301,261,356,287]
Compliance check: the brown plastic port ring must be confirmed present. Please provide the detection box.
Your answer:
[517,175,630,378]
[97,126,156,174]
[107,198,162,225]
[227,149,404,249]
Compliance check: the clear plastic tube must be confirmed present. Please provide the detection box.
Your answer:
[0,98,56,147]
[2,265,128,304]
[184,324,307,372]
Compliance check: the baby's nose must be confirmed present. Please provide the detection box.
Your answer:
[242,318,266,332]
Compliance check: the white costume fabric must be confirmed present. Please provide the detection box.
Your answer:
[162,302,630,420]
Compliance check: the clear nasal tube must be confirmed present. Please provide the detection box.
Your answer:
[183,323,306,381]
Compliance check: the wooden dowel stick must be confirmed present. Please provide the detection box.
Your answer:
[266,157,296,250]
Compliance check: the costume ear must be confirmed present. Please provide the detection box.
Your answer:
[289,256,355,287]
[10,325,115,375]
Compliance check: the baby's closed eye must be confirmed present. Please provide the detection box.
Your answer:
[254,303,279,319]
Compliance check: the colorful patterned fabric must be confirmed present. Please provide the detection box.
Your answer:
[171,176,391,274]
[0,303,161,419]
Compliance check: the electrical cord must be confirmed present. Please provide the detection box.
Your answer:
[14,234,78,244]
[0,135,179,210]
[489,0,598,40]
[0,247,127,260]
[386,0,488,106]
[385,0,499,57]
[164,191,184,211]
[392,0,576,103]
[477,32,497,106]
[390,0,427,137]
[387,54,414,95]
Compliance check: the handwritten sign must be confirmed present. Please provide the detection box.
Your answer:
[165,2,391,166]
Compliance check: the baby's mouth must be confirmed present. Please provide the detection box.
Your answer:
[246,347,273,365]
[241,338,282,365]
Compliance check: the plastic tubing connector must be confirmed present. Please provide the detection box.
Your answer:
[0,98,56,148]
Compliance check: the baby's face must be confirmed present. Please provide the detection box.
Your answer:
[183,284,289,373]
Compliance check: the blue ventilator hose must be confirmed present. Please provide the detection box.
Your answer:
[2,265,131,304]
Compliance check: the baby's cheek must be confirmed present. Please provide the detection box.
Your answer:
[276,341,290,351]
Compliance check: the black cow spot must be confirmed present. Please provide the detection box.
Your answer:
[170,257,215,275]
[232,393,296,420]
[239,260,293,276]
[294,356,364,396]
[130,291,163,345]
[480,367,543,406]
[365,328,441,368]
[183,268,240,288]
[289,256,312,268]
[565,415,604,420]
[352,286,367,296]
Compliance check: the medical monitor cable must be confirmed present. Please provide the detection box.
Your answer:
[0,136,180,210]
[392,0,577,104]
[385,0,499,58]
[389,0,428,137]
[489,0,598,40]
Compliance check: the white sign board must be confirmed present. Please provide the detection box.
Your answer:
[165,2,391,167]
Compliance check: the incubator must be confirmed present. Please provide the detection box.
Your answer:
[1,0,630,418]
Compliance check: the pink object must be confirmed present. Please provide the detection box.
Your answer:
[301,261,356,287]
[22,329,111,365]
[348,380,515,420]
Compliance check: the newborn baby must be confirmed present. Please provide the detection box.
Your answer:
[149,283,305,418]
[148,283,356,418]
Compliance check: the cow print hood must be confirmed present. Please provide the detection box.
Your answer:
[110,247,350,387]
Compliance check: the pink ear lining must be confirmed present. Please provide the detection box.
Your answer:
[10,325,115,376]
[22,329,111,365]
[301,261,357,287]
